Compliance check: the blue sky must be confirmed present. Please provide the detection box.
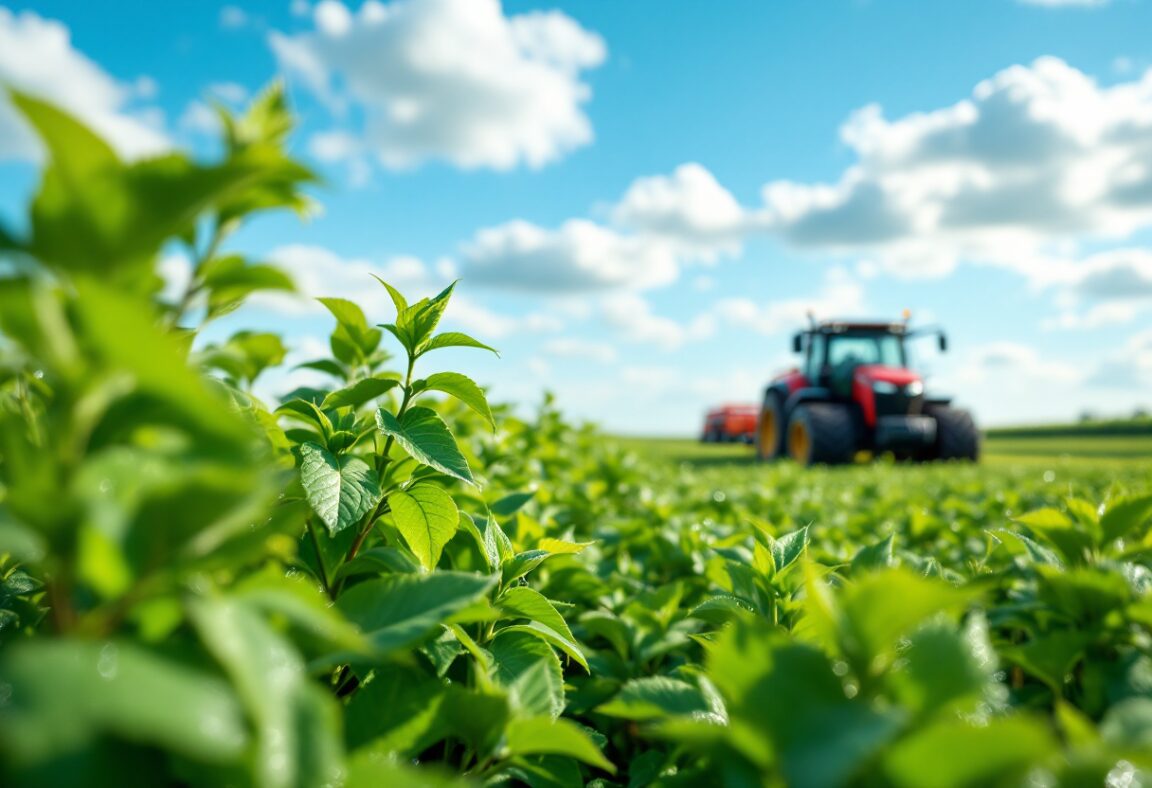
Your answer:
[2,0,1152,432]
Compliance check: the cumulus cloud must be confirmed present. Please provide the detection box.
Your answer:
[760,58,1152,277]
[952,341,1083,386]
[1088,328,1152,388]
[462,219,680,292]
[712,267,866,335]
[242,243,561,341]
[611,163,752,261]
[601,293,715,351]
[0,7,168,161]
[269,0,606,171]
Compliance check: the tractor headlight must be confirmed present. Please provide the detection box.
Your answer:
[873,381,898,394]
[905,381,924,396]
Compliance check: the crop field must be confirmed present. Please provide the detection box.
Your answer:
[3,90,1152,788]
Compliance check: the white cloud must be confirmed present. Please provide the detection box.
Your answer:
[1088,328,1152,388]
[269,0,606,171]
[462,219,680,292]
[602,293,715,351]
[712,267,866,335]
[611,163,752,261]
[291,0,312,17]
[243,243,561,342]
[952,341,1083,386]
[541,338,617,363]
[209,82,250,104]
[760,58,1152,278]
[220,6,250,30]
[179,101,220,135]
[0,8,168,161]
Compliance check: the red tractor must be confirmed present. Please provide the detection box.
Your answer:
[756,318,979,465]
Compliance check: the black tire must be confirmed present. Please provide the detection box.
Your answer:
[926,404,980,461]
[756,394,786,461]
[787,403,857,466]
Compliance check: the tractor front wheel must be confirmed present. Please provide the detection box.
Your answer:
[756,395,786,461]
[926,405,980,461]
[787,403,857,466]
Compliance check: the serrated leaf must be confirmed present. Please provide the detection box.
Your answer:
[299,442,380,535]
[414,371,495,430]
[768,525,809,575]
[376,406,476,486]
[389,484,459,571]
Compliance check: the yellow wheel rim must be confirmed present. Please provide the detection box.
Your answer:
[789,420,810,462]
[758,408,777,457]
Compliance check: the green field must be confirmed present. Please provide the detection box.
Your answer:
[611,431,1152,466]
[8,90,1152,788]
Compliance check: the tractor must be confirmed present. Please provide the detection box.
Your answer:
[756,317,978,466]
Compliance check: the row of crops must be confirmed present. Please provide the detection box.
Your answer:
[2,89,1152,787]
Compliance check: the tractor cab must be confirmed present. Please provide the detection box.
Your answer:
[757,318,976,466]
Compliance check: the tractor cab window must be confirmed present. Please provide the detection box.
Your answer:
[804,334,825,382]
[826,333,906,370]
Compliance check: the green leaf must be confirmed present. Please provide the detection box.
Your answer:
[883,716,1056,788]
[834,569,975,673]
[767,525,809,575]
[389,484,460,571]
[503,717,616,774]
[1101,495,1152,544]
[887,616,999,717]
[190,596,342,788]
[490,491,535,517]
[344,666,447,757]
[0,639,249,769]
[419,331,499,357]
[1001,630,1092,692]
[299,442,381,536]
[597,676,714,721]
[376,406,476,486]
[851,533,896,574]
[491,631,565,719]
[708,620,903,787]
[414,372,495,430]
[371,274,409,315]
[322,376,399,410]
[499,620,589,671]
[319,297,381,363]
[336,571,497,655]
[498,587,576,643]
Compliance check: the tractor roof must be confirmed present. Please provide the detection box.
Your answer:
[810,320,907,334]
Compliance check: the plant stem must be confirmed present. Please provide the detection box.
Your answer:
[170,219,226,329]
[306,516,333,599]
[347,353,416,565]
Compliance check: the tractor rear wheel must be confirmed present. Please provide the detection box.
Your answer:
[926,404,979,461]
[787,403,857,466]
[756,394,785,461]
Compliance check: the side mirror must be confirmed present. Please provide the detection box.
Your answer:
[792,333,803,354]
[938,333,948,352]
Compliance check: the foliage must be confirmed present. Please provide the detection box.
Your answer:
[2,90,1152,788]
